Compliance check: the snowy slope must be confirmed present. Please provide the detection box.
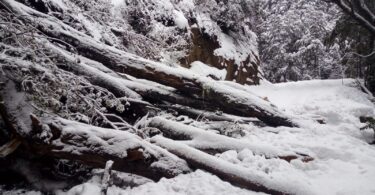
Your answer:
[48,79,375,195]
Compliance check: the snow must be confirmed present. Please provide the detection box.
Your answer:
[0,189,42,195]
[117,170,261,195]
[189,61,227,80]
[246,79,375,125]
[41,117,190,176]
[57,79,375,195]
[173,10,188,29]
[111,0,124,7]
[213,33,251,66]
[238,79,375,194]
[149,117,295,157]
[49,0,67,10]
[61,170,262,195]
[3,0,375,194]
[61,183,101,195]
[1,80,34,135]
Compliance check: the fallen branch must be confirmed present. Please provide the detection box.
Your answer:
[1,0,297,127]
[148,117,310,161]
[28,115,191,181]
[151,135,311,195]
[0,138,21,157]
[101,160,114,195]
[0,77,191,182]
[42,41,211,115]
[162,104,261,124]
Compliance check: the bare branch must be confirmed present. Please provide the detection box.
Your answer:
[340,0,375,34]
[359,0,375,23]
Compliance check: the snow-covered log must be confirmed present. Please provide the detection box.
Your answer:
[162,104,262,124]
[1,0,297,127]
[47,43,141,100]
[148,117,310,161]
[25,115,191,181]
[41,39,213,114]
[0,79,191,181]
[151,135,311,195]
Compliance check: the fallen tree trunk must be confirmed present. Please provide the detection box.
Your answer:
[161,104,261,124]
[27,115,191,181]
[151,135,311,195]
[148,117,312,162]
[42,41,212,114]
[0,78,191,181]
[148,117,286,157]
[1,0,297,127]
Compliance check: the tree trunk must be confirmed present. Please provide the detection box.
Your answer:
[148,117,312,162]
[366,35,375,94]
[0,78,191,181]
[151,135,309,195]
[1,0,297,127]
[27,115,192,181]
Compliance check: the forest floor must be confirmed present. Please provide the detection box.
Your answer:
[2,79,375,195]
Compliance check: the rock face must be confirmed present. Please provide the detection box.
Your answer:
[122,0,262,85]
[180,27,260,85]
[16,0,261,85]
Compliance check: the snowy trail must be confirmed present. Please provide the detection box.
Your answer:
[54,79,375,195]
[242,79,375,195]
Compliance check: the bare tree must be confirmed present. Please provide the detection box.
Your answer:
[327,0,375,35]
[326,0,375,93]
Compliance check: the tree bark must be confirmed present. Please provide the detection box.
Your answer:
[1,0,297,127]
[27,115,192,181]
[330,0,375,35]
[0,78,191,181]
[151,135,309,195]
[161,104,263,124]
[148,117,312,162]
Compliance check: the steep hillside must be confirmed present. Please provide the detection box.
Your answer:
[16,0,261,84]
[1,0,375,195]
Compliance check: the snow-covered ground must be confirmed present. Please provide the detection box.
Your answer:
[239,79,375,194]
[5,79,374,195]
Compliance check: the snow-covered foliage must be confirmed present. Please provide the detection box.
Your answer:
[18,0,260,83]
[4,79,372,195]
[0,5,137,133]
[1,0,375,194]
[120,0,261,83]
[258,0,343,82]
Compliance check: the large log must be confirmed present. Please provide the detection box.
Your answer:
[148,117,313,162]
[28,115,191,181]
[1,0,297,127]
[160,104,261,124]
[0,78,191,181]
[151,135,312,195]
[41,41,212,113]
